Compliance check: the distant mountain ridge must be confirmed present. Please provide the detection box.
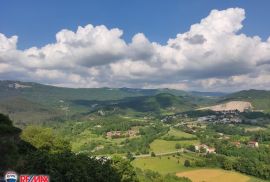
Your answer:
[1,80,269,125]
[0,80,219,124]
[189,91,227,97]
[0,80,225,101]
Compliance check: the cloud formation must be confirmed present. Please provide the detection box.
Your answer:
[1,8,270,91]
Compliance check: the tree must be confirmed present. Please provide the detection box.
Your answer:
[184,160,191,167]
[175,143,181,149]
[222,159,233,170]
[199,147,207,153]
[22,151,121,182]
[136,168,191,182]
[21,126,70,153]
[111,156,138,182]
[135,151,140,156]
[126,151,135,161]
[0,113,21,135]
[187,145,196,152]
[0,114,139,182]
[164,174,192,182]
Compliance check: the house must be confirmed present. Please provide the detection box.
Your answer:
[207,147,216,154]
[232,141,241,148]
[126,130,138,137]
[106,131,112,137]
[106,131,121,138]
[195,144,216,154]
[248,141,259,148]
[197,117,208,122]
[195,144,207,151]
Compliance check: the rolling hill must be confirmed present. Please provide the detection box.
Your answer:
[113,93,197,113]
[0,80,217,125]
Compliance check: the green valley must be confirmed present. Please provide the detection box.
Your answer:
[1,81,270,182]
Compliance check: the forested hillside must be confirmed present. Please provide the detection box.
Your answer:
[0,81,215,126]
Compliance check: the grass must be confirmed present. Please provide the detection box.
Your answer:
[242,125,266,132]
[132,154,197,174]
[150,139,199,153]
[133,156,267,181]
[163,128,196,139]
[164,128,196,138]
[71,129,108,152]
[176,169,266,182]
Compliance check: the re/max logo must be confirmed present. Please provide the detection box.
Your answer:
[20,175,49,182]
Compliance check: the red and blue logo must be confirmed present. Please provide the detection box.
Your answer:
[3,171,49,182]
[4,171,17,182]
[19,175,49,182]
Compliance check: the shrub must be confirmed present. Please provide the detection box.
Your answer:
[184,160,191,167]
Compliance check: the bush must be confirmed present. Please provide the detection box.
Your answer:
[187,145,196,152]
[126,151,135,161]
[175,143,181,149]
[195,160,206,167]
[222,158,233,170]
[184,160,190,167]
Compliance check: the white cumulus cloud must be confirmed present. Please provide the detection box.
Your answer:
[0,8,270,91]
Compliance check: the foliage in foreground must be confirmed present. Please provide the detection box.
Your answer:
[135,168,191,182]
[0,114,139,182]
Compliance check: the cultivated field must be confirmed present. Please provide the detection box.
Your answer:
[176,169,265,182]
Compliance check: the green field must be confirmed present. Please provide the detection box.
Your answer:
[133,156,266,181]
[242,125,266,132]
[150,139,199,153]
[71,129,108,152]
[132,154,195,174]
[162,128,196,139]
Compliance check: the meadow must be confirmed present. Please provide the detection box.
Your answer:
[162,128,197,139]
[132,153,199,174]
[150,139,199,153]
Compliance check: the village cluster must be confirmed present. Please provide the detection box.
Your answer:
[197,110,242,123]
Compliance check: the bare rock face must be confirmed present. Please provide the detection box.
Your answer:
[201,101,253,112]
[8,83,31,89]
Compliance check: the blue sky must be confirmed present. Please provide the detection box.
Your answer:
[1,1,270,91]
[1,0,270,49]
